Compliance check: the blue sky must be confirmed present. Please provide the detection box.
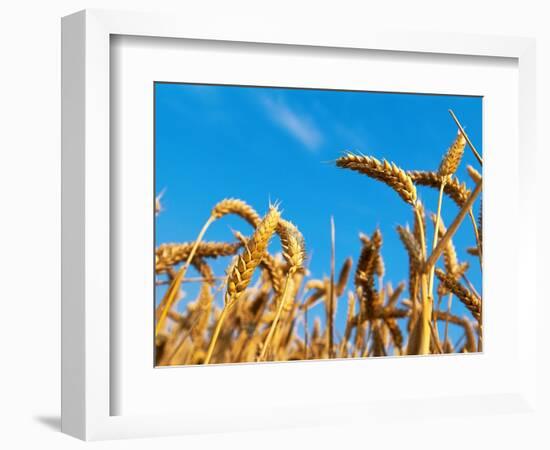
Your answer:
[155,82,482,348]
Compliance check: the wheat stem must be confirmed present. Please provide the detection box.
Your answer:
[328,216,336,358]
[204,305,230,364]
[155,216,214,335]
[414,204,431,355]
[258,269,296,361]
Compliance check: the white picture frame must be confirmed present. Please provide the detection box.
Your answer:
[61,9,538,441]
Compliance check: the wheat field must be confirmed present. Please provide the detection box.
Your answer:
[154,110,482,366]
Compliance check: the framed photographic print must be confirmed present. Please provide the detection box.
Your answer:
[62,9,539,441]
[153,82,483,366]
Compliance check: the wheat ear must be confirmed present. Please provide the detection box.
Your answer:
[434,268,482,323]
[155,241,242,271]
[259,219,305,361]
[336,153,417,205]
[204,205,280,364]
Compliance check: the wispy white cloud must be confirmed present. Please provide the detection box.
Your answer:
[260,96,323,151]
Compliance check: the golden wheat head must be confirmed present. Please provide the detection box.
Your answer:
[408,171,470,207]
[277,219,306,272]
[435,268,481,322]
[438,131,466,178]
[225,206,280,308]
[211,198,261,227]
[336,153,417,205]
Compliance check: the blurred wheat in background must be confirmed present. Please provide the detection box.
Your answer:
[154,105,482,366]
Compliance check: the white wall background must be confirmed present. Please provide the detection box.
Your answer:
[0,1,548,448]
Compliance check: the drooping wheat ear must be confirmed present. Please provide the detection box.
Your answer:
[408,171,470,207]
[438,131,466,179]
[204,206,280,364]
[396,225,423,269]
[336,153,417,205]
[434,268,481,322]
[211,198,261,227]
[467,165,482,184]
[155,241,242,271]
